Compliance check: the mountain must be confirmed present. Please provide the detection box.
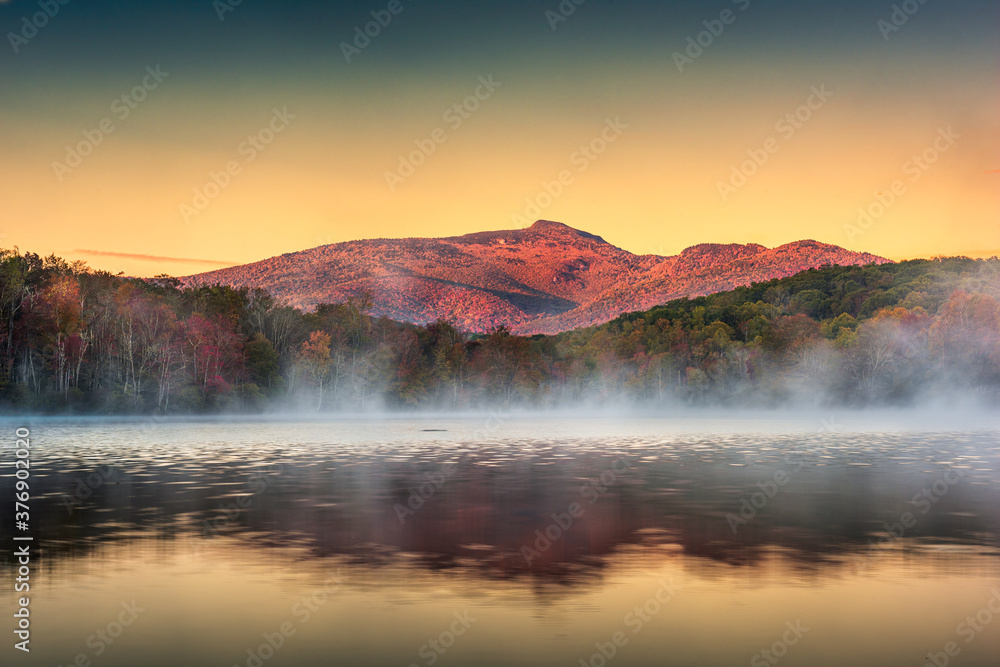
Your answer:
[183,220,891,334]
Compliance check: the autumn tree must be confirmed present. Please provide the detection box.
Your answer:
[929,291,1000,390]
[296,331,334,410]
[474,326,542,404]
[183,313,244,408]
[33,275,87,398]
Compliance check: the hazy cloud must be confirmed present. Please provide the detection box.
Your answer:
[73,250,235,266]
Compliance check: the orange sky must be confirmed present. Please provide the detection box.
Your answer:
[1,2,997,277]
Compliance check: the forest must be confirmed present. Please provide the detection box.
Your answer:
[1,247,999,413]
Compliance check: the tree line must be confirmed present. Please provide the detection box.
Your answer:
[1,248,999,413]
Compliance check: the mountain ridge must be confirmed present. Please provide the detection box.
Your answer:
[183,221,891,334]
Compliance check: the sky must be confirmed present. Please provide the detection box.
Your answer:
[1,0,997,277]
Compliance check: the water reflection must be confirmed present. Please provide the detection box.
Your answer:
[5,421,998,578]
[1,419,998,666]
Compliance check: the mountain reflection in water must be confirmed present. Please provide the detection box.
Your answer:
[1,417,998,667]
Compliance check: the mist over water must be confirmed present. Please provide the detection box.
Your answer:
[2,414,998,666]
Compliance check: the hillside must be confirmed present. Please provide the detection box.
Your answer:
[184,221,890,334]
[3,246,998,414]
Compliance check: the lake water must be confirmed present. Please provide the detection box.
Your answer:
[1,414,999,666]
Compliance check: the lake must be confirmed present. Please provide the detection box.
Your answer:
[1,413,999,666]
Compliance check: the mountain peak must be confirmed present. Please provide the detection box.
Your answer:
[529,219,573,231]
[527,220,606,243]
[184,223,890,335]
